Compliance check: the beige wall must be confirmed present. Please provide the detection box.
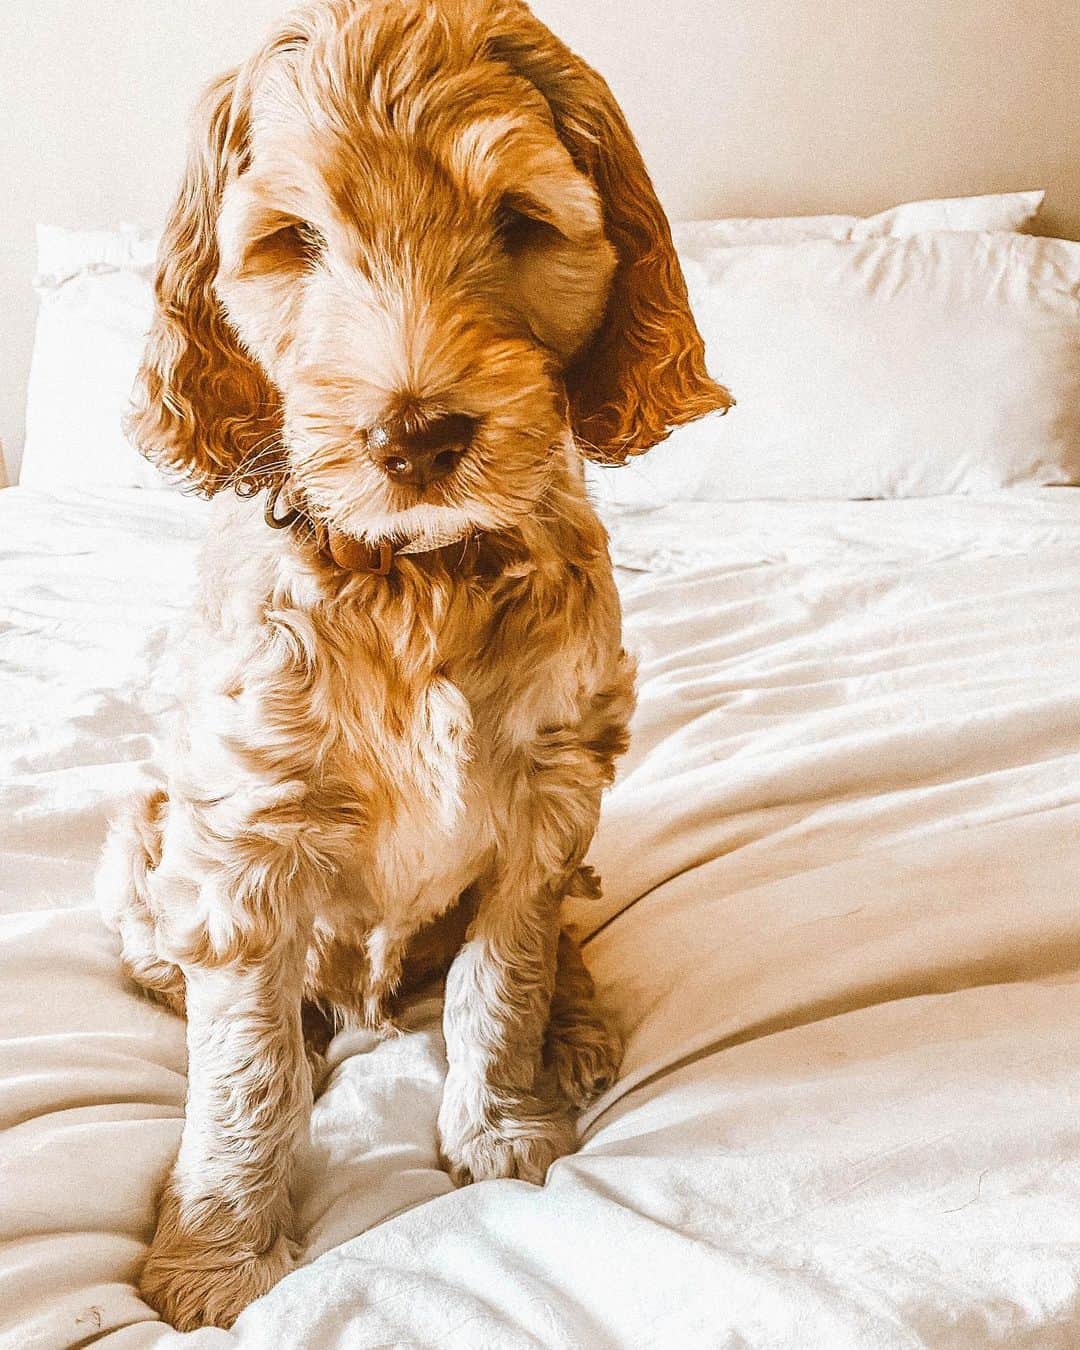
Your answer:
[4,0,1078,482]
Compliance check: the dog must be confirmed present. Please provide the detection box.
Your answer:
[96,0,730,1330]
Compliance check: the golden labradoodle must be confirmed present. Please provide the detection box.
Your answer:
[97,0,729,1329]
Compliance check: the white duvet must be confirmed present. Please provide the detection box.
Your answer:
[4,484,1080,1349]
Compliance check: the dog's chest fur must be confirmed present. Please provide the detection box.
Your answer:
[318,609,493,940]
[181,498,620,1013]
[298,561,604,1011]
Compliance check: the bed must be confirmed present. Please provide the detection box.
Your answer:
[4,478,1080,1349]
[5,195,1080,1348]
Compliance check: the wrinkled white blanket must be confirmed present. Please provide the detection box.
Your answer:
[4,485,1080,1349]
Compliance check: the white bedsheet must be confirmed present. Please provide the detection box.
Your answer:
[4,485,1080,1349]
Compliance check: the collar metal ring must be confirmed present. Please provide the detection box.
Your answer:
[264,479,302,531]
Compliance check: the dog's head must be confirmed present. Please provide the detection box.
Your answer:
[131,0,731,547]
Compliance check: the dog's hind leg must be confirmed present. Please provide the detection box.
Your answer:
[546,926,622,1109]
[99,787,332,1097]
[97,787,186,1017]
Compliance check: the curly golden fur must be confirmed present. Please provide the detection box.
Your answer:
[97,0,730,1330]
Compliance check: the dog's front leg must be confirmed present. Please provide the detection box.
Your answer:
[438,873,576,1186]
[140,925,311,1331]
[438,725,618,1186]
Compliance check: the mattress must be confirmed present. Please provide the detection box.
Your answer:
[4,484,1080,1349]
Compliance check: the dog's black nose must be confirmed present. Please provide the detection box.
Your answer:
[370,412,477,487]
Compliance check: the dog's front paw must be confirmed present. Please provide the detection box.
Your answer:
[140,1215,295,1331]
[439,1095,577,1186]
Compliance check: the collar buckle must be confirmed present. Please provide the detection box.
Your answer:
[369,539,394,575]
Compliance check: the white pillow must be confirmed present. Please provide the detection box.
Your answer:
[672,189,1044,253]
[20,225,164,490]
[848,190,1045,239]
[588,230,1080,503]
[18,193,1049,493]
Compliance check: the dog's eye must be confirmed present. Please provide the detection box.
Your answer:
[240,220,326,277]
[292,222,326,260]
[494,198,547,253]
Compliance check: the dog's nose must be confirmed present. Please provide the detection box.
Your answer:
[370,412,477,487]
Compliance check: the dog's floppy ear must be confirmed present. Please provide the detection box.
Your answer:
[487,3,732,463]
[127,69,281,495]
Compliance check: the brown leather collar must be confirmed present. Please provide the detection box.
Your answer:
[325,531,395,573]
[261,478,461,574]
